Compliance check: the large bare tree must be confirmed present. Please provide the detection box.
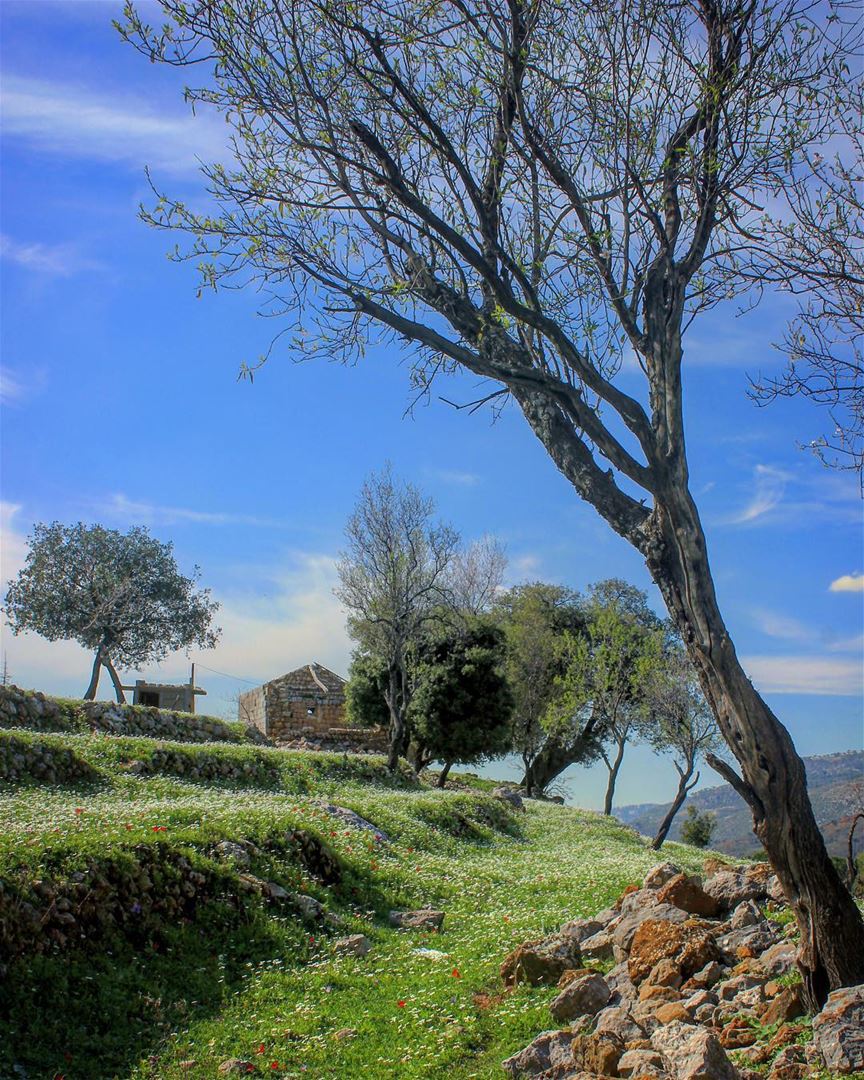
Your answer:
[121,0,864,1003]
[335,467,459,769]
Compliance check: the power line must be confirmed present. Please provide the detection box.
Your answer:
[191,661,260,685]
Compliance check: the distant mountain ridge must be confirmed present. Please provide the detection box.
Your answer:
[615,749,864,856]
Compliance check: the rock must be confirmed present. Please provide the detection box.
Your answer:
[559,916,605,945]
[685,960,725,989]
[758,940,797,977]
[604,962,638,1003]
[812,984,864,1074]
[613,903,689,961]
[502,1029,576,1077]
[218,1061,255,1075]
[768,1045,807,1080]
[319,803,389,840]
[703,866,769,910]
[652,1002,692,1025]
[262,880,290,900]
[642,958,684,991]
[593,1006,646,1044]
[656,874,720,918]
[718,1017,758,1049]
[617,1048,666,1078]
[334,934,371,957]
[643,863,683,890]
[549,972,611,1023]
[580,928,616,961]
[493,787,525,811]
[716,923,778,962]
[760,984,805,1026]
[651,1022,738,1080]
[638,985,682,1005]
[389,908,445,931]
[293,893,325,920]
[716,972,762,1002]
[628,919,719,985]
[570,1032,624,1075]
[730,900,763,929]
[333,1028,357,1041]
[501,934,583,987]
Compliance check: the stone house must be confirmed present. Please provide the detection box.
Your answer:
[239,662,348,741]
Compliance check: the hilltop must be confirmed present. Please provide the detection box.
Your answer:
[615,750,864,856]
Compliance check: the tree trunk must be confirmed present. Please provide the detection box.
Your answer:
[83,646,105,700]
[651,764,696,850]
[521,738,581,796]
[103,656,126,704]
[436,761,452,788]
[384,660,407,772]
[602,737,627,816]
[644,484,864,1008]
[847,812,864,891]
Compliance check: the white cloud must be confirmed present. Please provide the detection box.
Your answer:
[0,367,31,406]
[429,469,481,487]
[0,74,229,175]
[751,608,811,643]
[0,233,101,277]
[725,464,788,525]
[92,493,289,529]
[830,573,864,593]
[742,654,863,696]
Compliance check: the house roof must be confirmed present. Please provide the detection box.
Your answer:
[268,662,346,694]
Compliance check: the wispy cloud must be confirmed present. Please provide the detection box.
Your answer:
[0,74,228,175]
[751,608,811,643]
[429,469,481,487]
[830,573,864,593]
[0,366,37,406]
[0,234,101,277]
[725,464,788,525]
[742,654,863,696]
[92,493,289,529]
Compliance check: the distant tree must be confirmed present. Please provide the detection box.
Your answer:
[408,620,512,787]
[344,651,390,729]
[549,581,665,812]
[3,522,220,702]
[335,467,459,769]
[680,805,718,849]
[492,583,585,792]
[446,536,507,616]
[646,647,722,850]
[846,780,864,893]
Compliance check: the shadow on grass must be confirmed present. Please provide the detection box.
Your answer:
[0,901,297,1080]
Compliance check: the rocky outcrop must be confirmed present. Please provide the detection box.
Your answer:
[812,984,864,1074]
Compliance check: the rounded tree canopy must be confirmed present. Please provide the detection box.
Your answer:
[3,521,221,668]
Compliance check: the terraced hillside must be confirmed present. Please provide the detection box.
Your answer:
[0,687,856,1080]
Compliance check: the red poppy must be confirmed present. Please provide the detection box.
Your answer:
[270,1062,280,1070]
[257,1043,266,1054]
[397,1000,406,1008]
[451,968,461,978]
[74,808,84,815]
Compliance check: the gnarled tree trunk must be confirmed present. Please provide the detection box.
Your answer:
[103,656,127,704]
[436,761,452,788]
[651,762,698,850]
[602,737,627,816]
[644,483,864,1009]
[83,644,106,700]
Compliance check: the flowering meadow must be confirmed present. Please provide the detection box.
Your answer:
[0,724,712,1079]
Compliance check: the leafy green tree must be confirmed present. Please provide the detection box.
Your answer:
[408,621,513,788]
[3,522,220,702]
[492,583,585,791]
[344,651,390,729]
[550,582,665,813]
[122,0,864,1002]
[680,805,718,849]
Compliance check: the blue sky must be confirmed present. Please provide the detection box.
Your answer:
[1,0,861,809]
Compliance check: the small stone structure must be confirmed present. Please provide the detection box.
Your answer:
[125,679,205,713]
[239,663,349,742]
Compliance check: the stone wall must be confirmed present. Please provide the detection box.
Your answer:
[237,686,266,732]
[0,684,269,746]
[263,677,346,740]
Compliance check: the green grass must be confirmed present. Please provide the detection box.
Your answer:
[0,730,721,1080]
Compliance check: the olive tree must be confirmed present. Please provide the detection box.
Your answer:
[4,522,220,702]
[121,0,864,1002]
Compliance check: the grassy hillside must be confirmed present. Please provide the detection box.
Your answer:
[615,750,864,856]
[0,710,716,1080]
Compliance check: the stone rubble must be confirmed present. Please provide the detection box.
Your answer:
[498,858,864,1079]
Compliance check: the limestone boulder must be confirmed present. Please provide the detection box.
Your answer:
[334,934,371,957]
[501,1029,576,1078]
[493,787,525,811]
[549,972,611,1023]
[703,865,770,911]
[643,862,683,890]
[628,919,719,985]
[501,933,582,987]
[759,984,805,1027]
[559,916,606,945]
[651,1021,739,1080]
[593,1005,646,1044]
[656,874,720,918]
[758,940,797,977]
[617,1048,667,1078]
[570,1032,624,1076]
[389,908,444,931]
[812,984,864,1075]
[613,903,689,961]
